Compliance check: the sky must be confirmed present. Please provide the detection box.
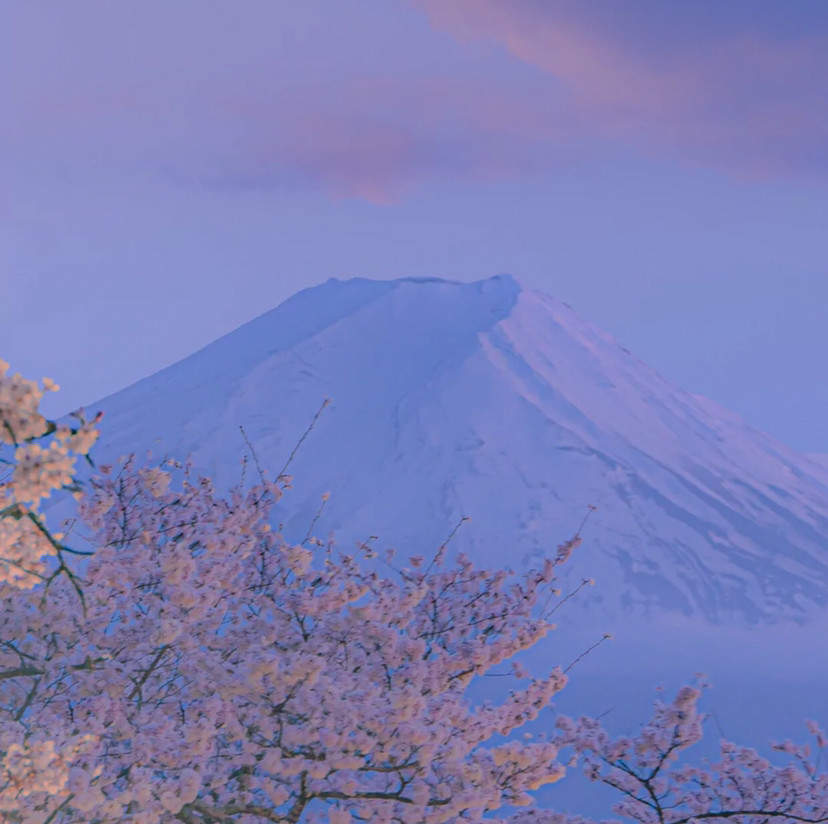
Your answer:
[4,0,828,452]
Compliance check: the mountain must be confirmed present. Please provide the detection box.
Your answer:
[72,275,828,626]
[48,273,828,818]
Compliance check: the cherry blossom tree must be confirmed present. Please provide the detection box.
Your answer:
[517,685,828,824]
[0,361,103,818]
[3,360,828,824]
[0,362,573,822]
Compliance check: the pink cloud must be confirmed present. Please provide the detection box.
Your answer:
[6,2,589,204]
[200,77,589,203]
[413,0,828,179]
[9,1,826,205]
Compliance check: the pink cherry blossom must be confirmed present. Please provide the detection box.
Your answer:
[3,361,828,824]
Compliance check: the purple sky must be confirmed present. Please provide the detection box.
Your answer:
[5,1,828,452]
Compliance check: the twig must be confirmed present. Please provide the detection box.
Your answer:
[277,398,331,482]
[424,516,470,575]
[577,504,598,536]
[564,632,612,674]
[239,425,267,485]
[301,495,330,546]
[545,577,594,619]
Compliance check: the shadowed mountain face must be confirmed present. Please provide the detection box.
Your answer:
[77,275,828,625]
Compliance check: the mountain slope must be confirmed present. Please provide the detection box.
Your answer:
[75,275,828,625]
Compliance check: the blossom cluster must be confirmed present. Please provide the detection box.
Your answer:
[548,684,828,824]
[0,359,575,822]
[0,360,99,587]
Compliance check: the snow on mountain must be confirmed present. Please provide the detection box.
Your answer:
[73,275,828,626]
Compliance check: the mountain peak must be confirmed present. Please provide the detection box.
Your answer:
[70,275,828,626]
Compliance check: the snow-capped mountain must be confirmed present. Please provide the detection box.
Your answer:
[74,275,828,626]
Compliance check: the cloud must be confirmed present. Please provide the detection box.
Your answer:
[193,77,591,203]
[413,0,828,179]
[7,0,826,207]
[6,1,594,203]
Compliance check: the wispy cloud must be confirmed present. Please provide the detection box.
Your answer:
[7,1,827,206]
[195,76,589,202]
[8,2,586,203]
[413,0,828,179]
